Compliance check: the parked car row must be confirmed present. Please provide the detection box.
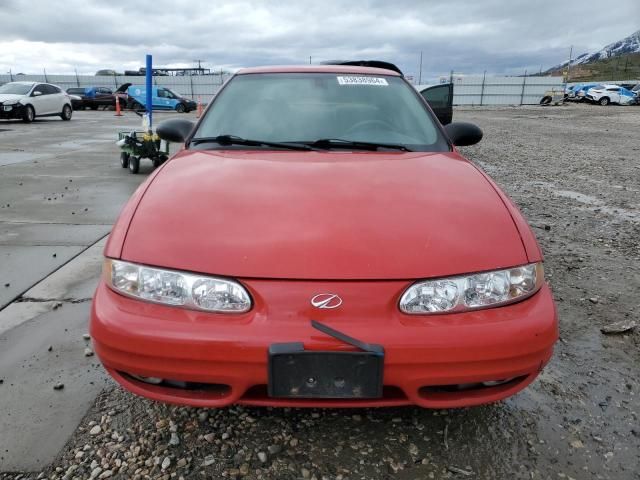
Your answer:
[0,80,198,122]
[565,82,639,105]
[64,84,196,113]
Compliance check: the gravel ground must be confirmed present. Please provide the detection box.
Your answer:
[2,103,639,480]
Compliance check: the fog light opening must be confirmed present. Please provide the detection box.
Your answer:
[128,374,163,385]
[481,378,514,387]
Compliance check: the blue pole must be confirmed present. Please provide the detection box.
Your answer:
[145,54,152,130]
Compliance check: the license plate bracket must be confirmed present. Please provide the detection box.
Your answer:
[268,342,384,399]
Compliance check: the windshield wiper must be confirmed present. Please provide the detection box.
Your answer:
[189,134,316,151]
[307,138,412,152]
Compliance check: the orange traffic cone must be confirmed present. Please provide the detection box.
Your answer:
[196,96,203,118]
[114,96,123,117]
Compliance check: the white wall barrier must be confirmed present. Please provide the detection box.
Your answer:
[1,73,571,106]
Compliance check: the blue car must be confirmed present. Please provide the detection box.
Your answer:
[125,85,196,113]
[573,83,600,102]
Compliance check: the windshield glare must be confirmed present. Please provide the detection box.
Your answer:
[0,83,33,95]
[194,73,448,151]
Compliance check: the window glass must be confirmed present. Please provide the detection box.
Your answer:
[195,73,448,151]
[420,85,451,108]
[0,83,34,95]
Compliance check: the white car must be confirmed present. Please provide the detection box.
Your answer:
[0,81,73,123]
[585,84,636,106]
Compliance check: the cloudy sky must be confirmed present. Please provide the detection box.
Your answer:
[0,0,638,78]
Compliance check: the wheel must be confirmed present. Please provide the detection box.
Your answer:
[128,156,140,174]
[90,105,98,110]
[132,101,144,113]
[175,103,186,113]
[120,152,130,168]
[22,105,35,123]
[60,104,72,121]
[539,96,552,105]
[599,97,610,106]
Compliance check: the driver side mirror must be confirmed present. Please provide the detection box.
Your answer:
[32,91,43,97]
[156,118,195,143]
[444,122,483,147]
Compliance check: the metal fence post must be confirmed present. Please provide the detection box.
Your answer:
[480,70,486,106]
[75,69,80,87]
[189,74,194,99]
[43,68,48,83]
[9,69,14,82]
[520,70,527,105]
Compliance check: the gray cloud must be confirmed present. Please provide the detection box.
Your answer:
[0,0,638,77]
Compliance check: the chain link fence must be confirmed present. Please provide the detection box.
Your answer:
[0,71,577,106]
[417,74,565,105]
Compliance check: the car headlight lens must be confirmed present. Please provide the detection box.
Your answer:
[399,263,544,314]
[105,259,252,313]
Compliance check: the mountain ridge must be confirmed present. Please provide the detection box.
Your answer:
[547,29,640,72]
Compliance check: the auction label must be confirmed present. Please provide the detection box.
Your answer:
[337,76,389,86]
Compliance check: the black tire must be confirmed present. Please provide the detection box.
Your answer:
[175,103,186,113]
[120,152,130,168]
[60,104,72,121]
[539,96,552,105]
[90,105,98,111]
[22,105,35,123]
[599,97,610,106]
[128,156,140,174]
[132,101,144,113]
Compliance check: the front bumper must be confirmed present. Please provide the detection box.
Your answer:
[91,280,558,408]
[0,104,25,119]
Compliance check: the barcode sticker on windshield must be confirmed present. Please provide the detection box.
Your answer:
[337,76,389,86]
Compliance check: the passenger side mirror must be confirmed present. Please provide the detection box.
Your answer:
[444,122,483,147]
[156,118,195,143]
[32,91,42,97]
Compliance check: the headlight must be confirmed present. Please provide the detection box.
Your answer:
[104,259,252,313]
[399,263,544,314]
[2,102,17,111]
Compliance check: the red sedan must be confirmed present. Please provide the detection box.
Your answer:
[91,65,558,408]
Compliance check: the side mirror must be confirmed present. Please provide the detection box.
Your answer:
[32,91,42,97]
[156,118,195,143]
[444,122,483,147]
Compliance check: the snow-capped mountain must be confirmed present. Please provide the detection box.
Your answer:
[548,29,640,70]
[573,29,640,65]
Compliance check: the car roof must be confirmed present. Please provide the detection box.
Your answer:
[7,81,36,85]
[236,65,402,76]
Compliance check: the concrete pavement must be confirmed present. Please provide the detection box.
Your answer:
[0,110,193,471]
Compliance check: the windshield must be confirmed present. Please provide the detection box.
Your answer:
[0,83,33,95]
[194,73,448,151]
[167,88,182,99]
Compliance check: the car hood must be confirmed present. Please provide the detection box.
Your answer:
[0,94,24,103]
[121,150,528,280]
